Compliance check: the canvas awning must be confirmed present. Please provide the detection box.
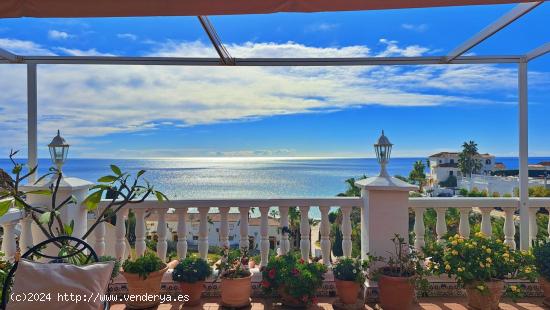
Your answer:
[0,0,529,18]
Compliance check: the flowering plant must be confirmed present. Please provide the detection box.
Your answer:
[261,253,327,305]
[215,246,251,279]
[424,232,537,297]
[172,256,212,283]
[333,257,368,284]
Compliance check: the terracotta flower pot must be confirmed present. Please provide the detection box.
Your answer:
[278,286,308,308]
[335,279,360,304]
[465,280,504,310]
[378,275,415,310]
[220,275,252,307]
[179,281,205,306]
[122,265,169,309]
[539,277,550,307]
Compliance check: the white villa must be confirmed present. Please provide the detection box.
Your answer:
[146,211,281,250]
[428,151,496,184]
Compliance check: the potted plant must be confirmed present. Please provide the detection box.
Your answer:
[533,239,550,307]
[121,252,169,309]
[216,246,253,307]
[425,232,537,310]
[333,257,368,304]
[172,256,212,306]
[371,234,427,310]
[261,253,327,308]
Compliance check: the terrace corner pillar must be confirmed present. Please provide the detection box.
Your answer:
[23,176,93,244]
[356,176,416,262]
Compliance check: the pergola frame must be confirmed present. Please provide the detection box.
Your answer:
[0,2,549,250]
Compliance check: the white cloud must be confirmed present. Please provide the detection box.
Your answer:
[305,23,339,33]
[401,23,428,32]
[117,33,138,41]
[0,39,547,156]
[56,47,115,56]
[48,30,72,40]
[0,38,55,55]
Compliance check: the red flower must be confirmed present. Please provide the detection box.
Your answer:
[301,295,309,302]
[299,258,305,264]
[261,280,270,288]
[291,268,300,276]
[312,297,318,304]
[268,268,276,279]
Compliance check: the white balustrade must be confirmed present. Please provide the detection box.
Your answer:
[115,208,128,260]
[413,207,425,252]
[156,208,168,261]
[279,206,290,255]
[1,220,17,262]
[299,206,310,261]
[176,208,188,259]
[259,207,270,267]
[219,207,230,249]
[198,207,210,259]
[239,207,250,251]
[319,206,331,266]
[19,215,34,253]
[341,206,352,257]
[529,208,538,245]
[435,208,447,242]
[458,208,471,239]
[134,208,146,257]
[503,207,516,249]
[480,208,493,237]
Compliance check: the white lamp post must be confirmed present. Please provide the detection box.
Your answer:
[374,130,392,177]
[48,130,69,171]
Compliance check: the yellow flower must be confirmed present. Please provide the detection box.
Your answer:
[486,248,492,254]
[445,264,451,271]
[457,267,464,272]
[510,285,518,292]
[451,240,458,246]
[452,250,459,256]
[486,257,492,263]
[479,262,485,268]
[477,285,485,291]
[503,253,509,258]
[496,239,502,243]
[457,238,464,243]
[482,245,486,249]
[472,242,478,246]
[525,267,532,274]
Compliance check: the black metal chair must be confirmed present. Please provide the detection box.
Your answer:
[1,235,110,310]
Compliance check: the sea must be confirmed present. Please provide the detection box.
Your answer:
[1,157,548,199]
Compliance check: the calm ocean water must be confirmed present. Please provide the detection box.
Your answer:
[1,157,549,199]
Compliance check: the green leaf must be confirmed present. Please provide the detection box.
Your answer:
[155,191,164,202]
[63,220,74,236]
[137,170,146,178]
[83,190,103,211]
[0,199,13,216]
[110,165,122,176]
[97,175,118,183]
[11,164,22,174]
[39,211,52,224]
[26,189,52,195]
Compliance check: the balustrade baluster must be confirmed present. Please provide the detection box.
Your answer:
[435,208,447,242]
[279,206,290,255]
[239,207,250,251]
[319,206,331,266]
[198,207,210,259]
[503,207,516,249]
[260,207,270,267]
[341,206,352,257]
[176,208,188,259]
[2,220,17,262]
[115,208,127,260]
[299,206,311,261]
[480,208,493,237]
[414,207,425,252]
[529,208,538,244]
[156,209,168,261]
[458,207,471,239]
[19,216,34,253]
[219,207,230,249]
[134,208,146,257]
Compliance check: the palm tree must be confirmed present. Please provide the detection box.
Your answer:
[409,160,427,192]
[458,140,483,177]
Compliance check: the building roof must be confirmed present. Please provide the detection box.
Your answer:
[537,161,550,167]
[429,151,494,159]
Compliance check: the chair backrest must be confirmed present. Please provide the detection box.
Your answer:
[0,236,99,309]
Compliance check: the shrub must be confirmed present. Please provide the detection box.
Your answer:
[424,232,537,296]
[459,188,469,196]
[122,252,166,279]
[333,257,367,284]
[0,252,13,301]
[491,191,501,197]
[172,256,212,283]
[261,253,327,305]
[216,246,251,279]
[533,239,550,282]
[439,175,457,188]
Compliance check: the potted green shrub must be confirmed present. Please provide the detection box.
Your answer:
[425,232,537,310]
[333,257,368,304]
[533,239,550,307]
[371,234,427,310]
[121,252,168,309]
[261,253,327,308]
[216,246,252,308]
[172,256,212,306]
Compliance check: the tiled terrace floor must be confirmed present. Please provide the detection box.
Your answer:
[112,297,547,309]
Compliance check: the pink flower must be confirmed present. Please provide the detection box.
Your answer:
[301,295,309,302]
[268,268,276,279]
[261,280,270,288]
[312,297,318,304]
[299,258,305,264]
[291,268,300,276]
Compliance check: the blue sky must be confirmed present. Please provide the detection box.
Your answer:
[0,3,548,158]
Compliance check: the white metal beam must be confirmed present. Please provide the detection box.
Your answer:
[518,61,529,250]
[447,2,541,62]
[19,55,522,66]
[526,42,550,61]
[197,16,234,65]
[0,47,20,63]
[27,64,38,183]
